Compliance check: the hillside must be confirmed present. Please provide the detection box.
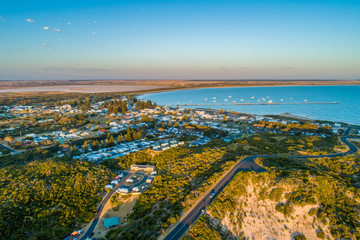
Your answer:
[184,154,360,240]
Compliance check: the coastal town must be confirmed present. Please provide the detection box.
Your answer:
[1,94,353,158]
[1,91,360,240]
[2,0,360,238]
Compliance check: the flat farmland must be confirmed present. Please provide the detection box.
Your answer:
[0,85,169,93]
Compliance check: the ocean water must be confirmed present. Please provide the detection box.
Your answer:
[139,85,360,125]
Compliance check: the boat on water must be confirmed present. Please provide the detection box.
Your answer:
[213,97,216,99]
[224,99,228,101]
[232,101,236,103]
[229,96,232,98]
[268,100,273,103]
[204,98,208,100]
[304,99,307,102]
[240,99,244,101]
[280,99,283,101]
[251,96,255,99]
[213,100,216,102]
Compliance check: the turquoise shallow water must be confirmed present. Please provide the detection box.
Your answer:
[139,85,360,125]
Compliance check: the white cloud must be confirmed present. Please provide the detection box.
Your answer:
[26,18,35,23]
[92,32,96,35]
[67,22,71,25]
[53,28,62,32]
[43,26,49,30]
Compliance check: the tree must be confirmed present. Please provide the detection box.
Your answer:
[82,141,88,151]
[125,130,132,142]
[135,102,140,111]
[4,136,14,144]
[107,135,115,146]
[92,140,99,150]
[117,134,123,142]
[136,131,142,140]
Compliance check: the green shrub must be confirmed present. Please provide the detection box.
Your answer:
[308,208,318,216]
[317,231,325,239]
[294,233,307,240]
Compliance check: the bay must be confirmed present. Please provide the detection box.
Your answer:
[139,85,360,125]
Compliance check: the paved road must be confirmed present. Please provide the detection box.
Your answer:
[164,130,358,240]
[80,172,133,240]
[0,142,20,154]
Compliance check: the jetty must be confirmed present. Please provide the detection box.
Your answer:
[168,102,340,107]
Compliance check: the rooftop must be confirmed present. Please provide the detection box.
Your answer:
[103,217,119,228]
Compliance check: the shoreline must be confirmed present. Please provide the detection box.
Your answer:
[138,86,359,126]
[134,83,360,98]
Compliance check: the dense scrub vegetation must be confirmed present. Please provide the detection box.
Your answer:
[182,215,236,240]
[232,133,344,156]
[0,92,130,106]
[106,145,238,240]
[0,160,112,240]
[253,120,332,134]
[187,154,360,239]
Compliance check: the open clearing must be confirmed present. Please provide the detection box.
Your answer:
[81,194,138,239]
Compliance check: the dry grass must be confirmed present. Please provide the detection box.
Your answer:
[80,194,138,239]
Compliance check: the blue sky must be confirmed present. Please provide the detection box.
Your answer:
[1,0,360,80]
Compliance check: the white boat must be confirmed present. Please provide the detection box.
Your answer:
[240,99,244,101]
[213,100,216,102]
[224,99,228,101]
[213,97,216,99]
[232,101,236,103]
[229,96,232,98]
[268,100,272,103]
[290,98,293,100]
[251,96,255,99]
[304,99,307,102]
[204,98,208,100]
[280,99,283,101]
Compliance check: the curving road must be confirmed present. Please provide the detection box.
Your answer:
[0,142,20,154]
[80,172,133,240]
[163,129,358,240]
